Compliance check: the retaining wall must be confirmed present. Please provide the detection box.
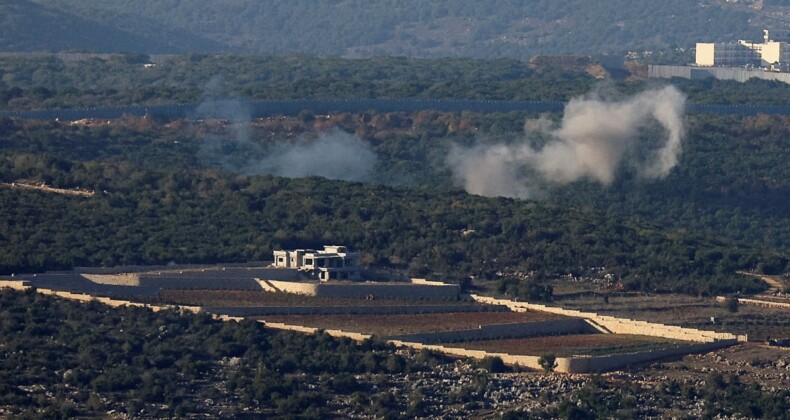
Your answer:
[0,282,740,373]
[258,279,316,294]
[386,319,596,344]
[716,296,790,310]
[470,295,742,343]
[559,340,737,373]
[258,279,460,300]
[649,64,790,84]
[0,280,31,290]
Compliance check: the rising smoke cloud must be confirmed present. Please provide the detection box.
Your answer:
[193,78,377,182]
[251,129,377,182]
[448,86,686,198]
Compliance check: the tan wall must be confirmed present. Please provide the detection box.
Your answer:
[81,273,141,286]
[696,43,716,66]
[0,280,31,290]
[257,279,318,295]
[469,295,740,343]
[2,283,741,374]
[561,340,736,373]
[717,295,790,310]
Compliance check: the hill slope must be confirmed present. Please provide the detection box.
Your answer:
[10,0,774,57]
[0,0,223,54]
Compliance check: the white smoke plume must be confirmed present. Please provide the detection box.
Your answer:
[448,86,686,198]
[193,78,377,182]
[251,129,377,182]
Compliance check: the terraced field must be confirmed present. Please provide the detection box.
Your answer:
[447,334,687,357]
[258,311,567,336]
[154,289,473,307]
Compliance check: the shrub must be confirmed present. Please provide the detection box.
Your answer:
[538,354,557,372]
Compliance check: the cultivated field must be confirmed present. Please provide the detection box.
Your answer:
[153,289,473,308]
[553,293,790,341]
[258,311,567,336]
[448,334,686,357]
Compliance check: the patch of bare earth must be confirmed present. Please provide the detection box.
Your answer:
[448,334,686,357]
[258,311,566,336]
[154,289,470,307]
[554,293,790,341]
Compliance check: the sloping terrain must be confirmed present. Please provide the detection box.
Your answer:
[0,0,222,53]
[8,0,775,57]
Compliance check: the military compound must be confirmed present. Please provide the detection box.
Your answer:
[650,29,790,84]
[0,244,747,374]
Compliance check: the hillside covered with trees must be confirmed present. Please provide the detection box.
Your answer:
[0,0,772,57]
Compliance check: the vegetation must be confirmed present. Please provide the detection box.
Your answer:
[0,108,786,296]
[0,288,445,417]
[3,0,763,57]
[506,373,790,419]
[0,155,770,295]
[4,54,790,113]
[538,354,557,373]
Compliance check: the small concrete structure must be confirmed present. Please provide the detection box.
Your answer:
[273,245,361,281]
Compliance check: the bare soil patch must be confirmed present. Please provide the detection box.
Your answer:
[154,289,471,308]
[259,311,566,336]
[643,343,790,388]
[450,334,685,357]
[554,293,790,341]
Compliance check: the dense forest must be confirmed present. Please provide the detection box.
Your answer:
[1,0,770,57]
[5,55,790,113]
[0,288,446,417]
[0,114,780,295]
[0,55,788,296]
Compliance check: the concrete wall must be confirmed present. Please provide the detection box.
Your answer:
[258,279,317,294]
[81,273,140,286]
[559,340,737,373]
[469,295,741,343]
[649,64,790,84]
[385,319,596,344]
[716,295,790,310]
[258,279,460,300]
[0,280,31,290]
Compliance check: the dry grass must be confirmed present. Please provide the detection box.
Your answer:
[154,289,471,308]
[554,293,790,341]
[258,311,566,336]
[448,334,685,357]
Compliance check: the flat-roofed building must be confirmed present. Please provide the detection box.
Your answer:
[273,245,362,281]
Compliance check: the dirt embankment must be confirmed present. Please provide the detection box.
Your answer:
[1,181,94,197]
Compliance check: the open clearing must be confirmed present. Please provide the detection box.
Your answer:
[258,311,566,336]
[154,289,473,308]
[448,334,686,357]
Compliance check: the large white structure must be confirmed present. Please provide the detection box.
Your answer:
[273,245,361,281]
[696,30,790,71]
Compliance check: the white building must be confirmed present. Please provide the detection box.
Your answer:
[695,42,760,67]
[273,245,362,281]
[696,30,790,71]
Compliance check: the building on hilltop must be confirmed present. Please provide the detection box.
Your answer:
[696,29,790,72]
[272,245,362,282]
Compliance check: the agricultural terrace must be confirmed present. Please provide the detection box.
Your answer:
[153,289,472,308]
[447,334,688,357]
[258,311,566,336]
[553,293,790,341]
